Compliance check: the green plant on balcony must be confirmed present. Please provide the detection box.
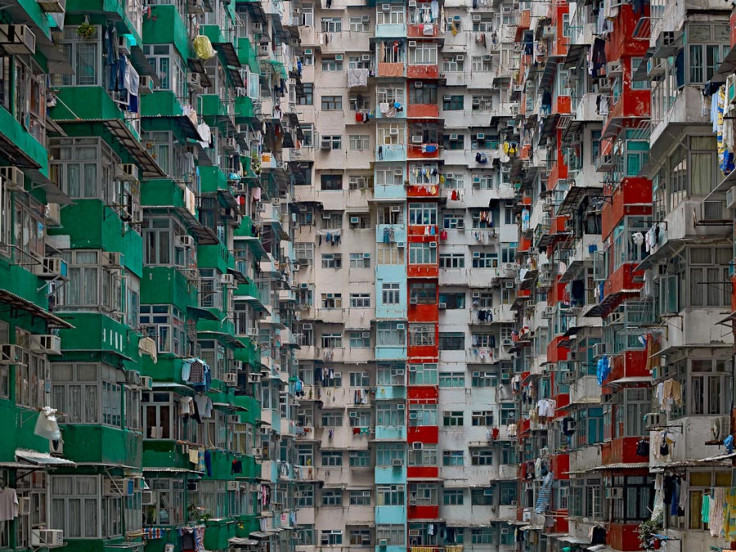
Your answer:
[76,18,96,40]
[637,511,663,551]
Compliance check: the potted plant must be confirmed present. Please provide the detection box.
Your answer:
[76,17,96,40]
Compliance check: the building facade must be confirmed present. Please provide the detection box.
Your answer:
[4,1,736,552]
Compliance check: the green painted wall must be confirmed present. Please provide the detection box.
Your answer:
[60,425,142,466]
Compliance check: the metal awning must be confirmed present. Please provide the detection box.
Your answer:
[562,44,589,69]
[15,449,75,467]
[606,376,650,386]
[187,306,219,321]
[54,118,164,178]
[213,42,241,68]
[538,114,560,144]
[712,44,736,85]
[197,330,247,348]
[228,538,259,547]
[249,532,270,539]
[142,113,203,142]
[213,401,248,412]
[0,289,74,329]
[142,467,203,474]
[587,462,649,471]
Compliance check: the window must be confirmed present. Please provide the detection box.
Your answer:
[321,95,343,110]
[349,16,369,32]
[409,282,436,304]
[472,251,498,268]
[302,124,314,146]
[55,28,102,87]
[443,489,464,505]
[321,254,343,269]
[349,451,371,467]
[348,490,371,507]
[376,403,405,427]
[471,487,494,505]
[472,371,496,388]
[51,476,102,538]
[321,452,343,467]
[377,323,406,346]
[443,450,464,466]
[471,56,492,72]
[439,332,464,351]
[409,202,438,225]
[143,44,186,99]
[350,528,371,546]
[377,5,404,25]
[377,244,404,265]
[349,410,371,427]
[321,530,343,545]
[409,83,438,105]
[295,242,314,265]
[409,44,438,65]
[52,363,122,426]
[443,411,464,427]
[382,282,400,304]
[376,445,404,466]
[408,443,437,468]
[472,411,494,427]
[409,323,435,346]
[298,83,314,105]
[321,17,342,32]
[439,292,465,309]
[409,242,437,265]
[58,250,122,313]
[349,332,371,348]
[471,528,493,544]
[409,363,437,385]
[350,253,371,268]
[410,484,438,506]
[442,55,465,72]
[471,95,493,111]
[300,6,314,26]
[321,333,343,349]
[376,525,405,546]
[439,372,465,388]
[443,95,464,110]
[322,212,343,230]
[321,293,343,309]
[609,475,653,523]
[439,253,465,268]
[408,404,437,426]
[322,411,343,426]
[377,485,405,506]
[321,57,344,72]
[295,526,315,545]
[350,135,371,151]
[321,174,342,190]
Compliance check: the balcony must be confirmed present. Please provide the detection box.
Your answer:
[377,62,405,78]
[377,144,407,162]
[409,547,463,552]
[407,144,440,159]
[407,64,439,79]
[376,223,407,244]
[406,104,440,119]
[407,23,439,39]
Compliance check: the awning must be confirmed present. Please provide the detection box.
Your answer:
[228,538,259,547]
[213,401,248,412]
[142,113,203,142]
[213,42,241,68]
[54,118,164,178]
[197,330,247,348]
[142,467,203,474]
[15,449,75,467]
[187,305,219,321]
[563,43,589,69]
[605,376,651,386]
[249,532,270,539]
[587,462,649,471]
[0,289,74,329]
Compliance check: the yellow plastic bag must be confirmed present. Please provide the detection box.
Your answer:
[193,35,216,60]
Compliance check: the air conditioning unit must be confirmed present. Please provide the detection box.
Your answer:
[0,25,36,55]
[117,35,131,55]
[449,133,458,141]
[381,3,391,10]
[362,54,371,61]
[414,81,423,88]
[224,372,238,386]
[429,241,437,248]
[0,166,24,191]
[33,258,68,279]
[472,14,481,22]
[606,487,623,499]
[439,302,447,309]
[397,241,405,248]
[248,373,261,383]
[36,0,66,13]
[30,334,62,355]
[31,529,63,548]
[606,60,623,76]
[476,133,485,140]
[362,16,370,23]
[396,402,405,409]
[504,281,514,289]
[443,95,452,101]
[350,216,360,224]
[411,135,423,144]
[304,48,313,56]
[175,235,195,248]
[456,55,464,61]
[142,490,157,505]
[1,345,25,365]
[392,458,404,467]
[141,376,153,390]
[103,251,123,268]
[408,41,418,48]
[335,54,344,61]
[104,478,133,496]
[502,339,512,347]
[644,412,662,430]
[456,219,465,229]
[389,128,399,135]
[727,187,736,210]
[483,55,492,61]
[220,273,236,287]
[379,539,388,547]
[396,323,405,329]
[391,205,401,212]
[227,481,240,491]
[412,442,423,450]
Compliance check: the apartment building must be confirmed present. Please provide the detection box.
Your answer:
[0,0,303,551]
[511,0,736,552]
[291,0,523,550]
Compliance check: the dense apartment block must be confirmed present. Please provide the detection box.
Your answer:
[5,0,736,552]
[0,0,304,551]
